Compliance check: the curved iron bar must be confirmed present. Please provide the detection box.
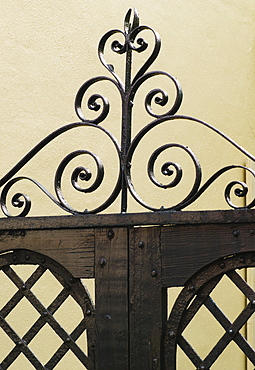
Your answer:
[164,252,255,368]
[0,123,121,216]
[75,76,124,123]
[129,71,183,118]
[1,8,255,216]
[125,115,255,211]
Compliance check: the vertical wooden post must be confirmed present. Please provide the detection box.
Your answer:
[94,227,129,369]
[129,226,166,369]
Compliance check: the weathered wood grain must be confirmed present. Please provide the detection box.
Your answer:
[0,228,94,278]
[161,222,255,287]
[94,228,129,369]
[1,208,255,230]
[129,226,166,370]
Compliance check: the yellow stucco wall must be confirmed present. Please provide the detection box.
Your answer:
[1,1,255,368]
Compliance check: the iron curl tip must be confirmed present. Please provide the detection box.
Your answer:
[124,8,139,34]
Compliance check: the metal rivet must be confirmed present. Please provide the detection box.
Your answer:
[108,230,115,240]
[69,277,75,284]
[228,328,234,335]
[99,257,107,267]
[239,257,245,263]
[152,358,158,367]
[43,311,48,317]
[12,255,17,261]
[17,340,23,346]
[151,269,157,277]
[198,366,206,370]
[104,314,112,320]
[41,258,46,264]
[199,292,205,299]
[86,309,92,316]
[219,262,225,269]
[25,254,30,261]
[168,331,175,339]
[251,300,255,307]
[21,284,26,291]
[188,285,195,292]
[138,241,145,249]
[66,337,71,343]
[250,229,254,235]
[233,230,240,238]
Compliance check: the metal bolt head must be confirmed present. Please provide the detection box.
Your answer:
[239,257,245,263]
[107,230,115,240]
[86,309,92,316]
[233,230,240,238]
[168,331,175,339]
[219,262,225,269]
[138,241,145,249]
[188,285,195,293]
[12,255,17,261]
[25,254,30,261]
[151,269,157,277]
[99,257,107,267]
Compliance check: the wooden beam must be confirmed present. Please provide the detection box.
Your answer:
[1,208,255,230]
[94,227,129,369]
[129,226,166,369]
[0,228,94,278]
[161,222,255,287]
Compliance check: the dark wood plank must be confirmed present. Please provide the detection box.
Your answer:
[161,222,255,287]
[1,208,255,230]
[0,228,94,278]
[129,226,166,369]
[94,227,129,369]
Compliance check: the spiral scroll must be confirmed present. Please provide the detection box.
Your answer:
[1,8,255,217]
[0,123,121,216]
[125,115,255,211]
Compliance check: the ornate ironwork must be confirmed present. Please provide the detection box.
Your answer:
[165,252,255,369]
[0,249,95,369]
[1,8,255,217]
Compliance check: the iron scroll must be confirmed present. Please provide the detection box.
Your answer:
[1,9,255,217]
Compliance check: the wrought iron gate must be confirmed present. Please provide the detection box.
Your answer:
[1,9,255,369]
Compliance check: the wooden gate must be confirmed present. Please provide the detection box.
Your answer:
[1,8,255,369]
[1,210,255,368]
